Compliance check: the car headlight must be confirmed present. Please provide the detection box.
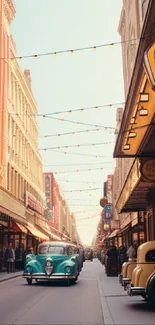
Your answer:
[66,266,71,273]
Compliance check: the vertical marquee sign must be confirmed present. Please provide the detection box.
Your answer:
[44,173,54,223]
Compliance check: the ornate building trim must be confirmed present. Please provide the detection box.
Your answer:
[2,0,16,24]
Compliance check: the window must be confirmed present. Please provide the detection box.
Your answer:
[146,250,155,262]
[38,245,65,255]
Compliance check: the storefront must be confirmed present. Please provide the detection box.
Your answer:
[114,9,155,242]
[0,187,28,270]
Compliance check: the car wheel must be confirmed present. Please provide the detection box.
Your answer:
[148,283,155,306]
[26,278,32,285]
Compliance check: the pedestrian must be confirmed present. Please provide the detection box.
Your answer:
[4,242,15,273]
[126,244,136,259]
[119,244,127,266]
[106,245,118,258]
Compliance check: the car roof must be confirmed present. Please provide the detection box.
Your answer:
[38,241,77,248]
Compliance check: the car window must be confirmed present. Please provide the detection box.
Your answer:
[38,245,48,255]
[48,246,64,255]
[146,249,155,262]
[38,245,65,255]
[68,247,73,255]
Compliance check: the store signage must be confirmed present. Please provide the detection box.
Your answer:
[104,204,112,220]
[144,42,155,90]
[100,197,108,208]
[107,175,112,204]
[44,173,55,223]
[25,191,44,215]
[140,159,155,183]
[116,159,141,213]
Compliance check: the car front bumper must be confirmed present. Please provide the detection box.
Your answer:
[122,278,131,290]
[23,273,76,280]
[127,285,145,296]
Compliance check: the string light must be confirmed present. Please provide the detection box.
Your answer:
[43,115,116,130]
[44,161,113,167]
[5,33,154,60]
[11,101,124,117]
[44,148,112,158]
[55,178,104,184]
[54,166,113,174]
[39,141,114,151]
[63,188,101,192]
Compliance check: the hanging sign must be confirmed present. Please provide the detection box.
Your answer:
[141,159,155,182]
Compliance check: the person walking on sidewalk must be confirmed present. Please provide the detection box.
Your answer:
[126,244,136,259]
[4,242,15,273]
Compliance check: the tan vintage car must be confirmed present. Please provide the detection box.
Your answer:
[127,241,155,304]
[119,258,137,289]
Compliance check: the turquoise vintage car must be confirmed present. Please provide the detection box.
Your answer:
[23,241,82,285]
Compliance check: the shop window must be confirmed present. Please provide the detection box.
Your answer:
[132,232,138,241]
[139,232,145,244]
[146,250,155,262]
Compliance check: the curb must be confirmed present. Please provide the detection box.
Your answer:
[97,278,114,325]
[0,273,22,283]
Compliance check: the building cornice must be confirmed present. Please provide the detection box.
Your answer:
[3,0,16,24]
[118,5,125,35]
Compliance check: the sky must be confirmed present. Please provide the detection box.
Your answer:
[11,0,124,245]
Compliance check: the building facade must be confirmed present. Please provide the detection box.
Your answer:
[114,1,155,241]
[0,0,51,269]
[110,1,151,248]
[43,172,78,241]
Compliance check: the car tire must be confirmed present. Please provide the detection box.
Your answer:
[148,282,155,306]
[71,276,78,285]
[26,278,32,285]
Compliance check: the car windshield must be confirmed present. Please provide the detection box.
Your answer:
[38,245,65,255]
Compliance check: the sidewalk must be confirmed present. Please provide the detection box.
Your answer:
[94,259,155,325]
[0,271,22,283]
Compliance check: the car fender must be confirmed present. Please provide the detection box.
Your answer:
[146,271,155,297]
[57,260,76,274]
[25,259,42,274]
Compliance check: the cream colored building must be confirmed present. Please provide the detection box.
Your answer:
[7,48,45,207]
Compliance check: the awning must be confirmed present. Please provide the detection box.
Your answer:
[108,229,120,238]
[118,224,131,235]
[37,224,61,241]
[15,222,28,234]
[27,223,49,241]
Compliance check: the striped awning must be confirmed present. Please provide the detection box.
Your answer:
[27,223,49,241]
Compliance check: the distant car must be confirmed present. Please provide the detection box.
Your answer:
[23,241,82,285]
[84,248,93,261]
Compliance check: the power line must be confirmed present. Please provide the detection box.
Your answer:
[4,33,154,60]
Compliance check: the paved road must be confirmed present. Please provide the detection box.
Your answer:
[0,260,103,325]
[0,259,155,325]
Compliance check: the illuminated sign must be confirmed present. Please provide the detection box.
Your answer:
[144,42,155,90]
[116,159,141,213]
[104,204,112,220]
[44,173,55,223]
[107,175,112,204]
